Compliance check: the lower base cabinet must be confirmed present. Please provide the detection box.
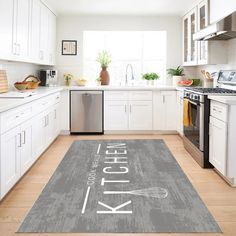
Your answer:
[153,91,177,131]
[104,91,153,131]
[0,92,61,200]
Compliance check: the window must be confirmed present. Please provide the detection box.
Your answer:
[83,31,167,84]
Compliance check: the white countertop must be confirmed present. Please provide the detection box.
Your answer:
[0,85,184,113]
[208,95,236,105]
[63,84,178,91]
[0,87,63,113]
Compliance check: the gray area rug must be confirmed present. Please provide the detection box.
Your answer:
[18,139,221,233]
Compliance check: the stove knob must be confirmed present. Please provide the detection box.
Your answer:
[194,95,199,100]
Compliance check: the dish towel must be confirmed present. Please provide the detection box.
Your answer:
[183,98,192,127]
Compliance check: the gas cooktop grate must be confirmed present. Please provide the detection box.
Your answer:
[185,87,236,94]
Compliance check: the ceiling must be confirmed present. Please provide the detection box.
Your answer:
[45,0,196,16]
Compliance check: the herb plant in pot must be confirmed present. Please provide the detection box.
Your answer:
[142,73,160,86]
[167,66,184,86]
[97,50,111,85]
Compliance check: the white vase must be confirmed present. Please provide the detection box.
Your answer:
[172,76,183,86]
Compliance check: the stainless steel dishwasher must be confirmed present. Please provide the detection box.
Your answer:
[70,90,103,134]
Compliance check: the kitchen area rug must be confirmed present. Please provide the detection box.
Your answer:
[18,139,221,233]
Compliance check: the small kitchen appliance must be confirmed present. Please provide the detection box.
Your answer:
[39,70,58,87]
[183,70,236,168]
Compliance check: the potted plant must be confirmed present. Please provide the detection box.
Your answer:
[142,73,160,86]
[64,73,73,86]
[97,50,111,85]
[167,66,184,86]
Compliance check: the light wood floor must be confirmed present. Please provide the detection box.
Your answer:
[0,134,236,236]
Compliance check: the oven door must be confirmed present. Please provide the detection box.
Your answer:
[183,99,204,151]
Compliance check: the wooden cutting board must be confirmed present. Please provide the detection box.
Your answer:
[0,70,9,93]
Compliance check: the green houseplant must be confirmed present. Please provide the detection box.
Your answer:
[167,66,184,86]
[142,73,160,86]
[97,50,112,85]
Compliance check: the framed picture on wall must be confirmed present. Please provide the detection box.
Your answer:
[62,40,77,55]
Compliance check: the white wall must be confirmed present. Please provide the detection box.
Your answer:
[0,61,41,89]
[56,15,182,85]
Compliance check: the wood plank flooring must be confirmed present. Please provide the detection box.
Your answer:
[0,134,236,236]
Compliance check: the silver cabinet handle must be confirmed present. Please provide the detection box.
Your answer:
[22,131,26,145]
[44,116,47,127]
[17,133,22,148]
[130,104,132,113]
[163,95,165,103]
[125,105,127,113]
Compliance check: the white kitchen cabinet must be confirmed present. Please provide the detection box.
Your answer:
[183,7,198,66]
[210,0,236,24]
[177,91,184,135]
[0,126,21,198]
[20,120,33,175]
[104,101,129,130]
[32,112,46,160]
[104,91,153,131]
[209,116,227,175]
[129,101,152,130]
[0,0,14,60]
[48,11,56,65]
[153,91,177,131]
[12,0,31,61]
[0,91,61,200]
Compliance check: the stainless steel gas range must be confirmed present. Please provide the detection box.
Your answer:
[183,70,236,168]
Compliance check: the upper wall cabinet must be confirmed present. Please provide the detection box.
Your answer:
[0,0,56,66]
[210,0,236,24]
[0,0,14,60]
[183,7,198,66]
[183,0,228,66]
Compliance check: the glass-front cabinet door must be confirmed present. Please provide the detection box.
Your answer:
[183,7,197,66]
[197,0,209,64]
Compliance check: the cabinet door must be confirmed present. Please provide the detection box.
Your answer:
[153,91,177,131]
[39,4,49,64]
[163,91,177,130]
[48,12,56,65]
[0,126,21,198]
[30,0,41,63]
[104,101,129,130]
[210,0,236,24]
[12,0,30,60]
[183,8,198,65]
[20,120,33,175]
[0,0,14,60]
[209,117,227,175]
[32,112,46,160]
[129,101,152,130]
[197,0,209,65]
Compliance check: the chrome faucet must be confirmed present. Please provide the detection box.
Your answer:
[125,64,134,85]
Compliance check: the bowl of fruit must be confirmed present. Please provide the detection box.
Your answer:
[14,82,28,90]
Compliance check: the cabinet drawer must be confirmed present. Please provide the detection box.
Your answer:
[104,91,129,101]
[210,101,228,122]
[129,91,152,100]
[0,104,32,134]
[32,92,61,115]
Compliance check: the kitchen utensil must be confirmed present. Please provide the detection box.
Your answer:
[0,70,9,93]
[104,187,168,199]
[23,75,41,89]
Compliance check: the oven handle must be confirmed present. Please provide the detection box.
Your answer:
[185,99,199,106]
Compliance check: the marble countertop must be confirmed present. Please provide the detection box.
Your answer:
[208,95,236,105]
[0,87,63,113]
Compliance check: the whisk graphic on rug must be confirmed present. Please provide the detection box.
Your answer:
[104,187,168,199]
